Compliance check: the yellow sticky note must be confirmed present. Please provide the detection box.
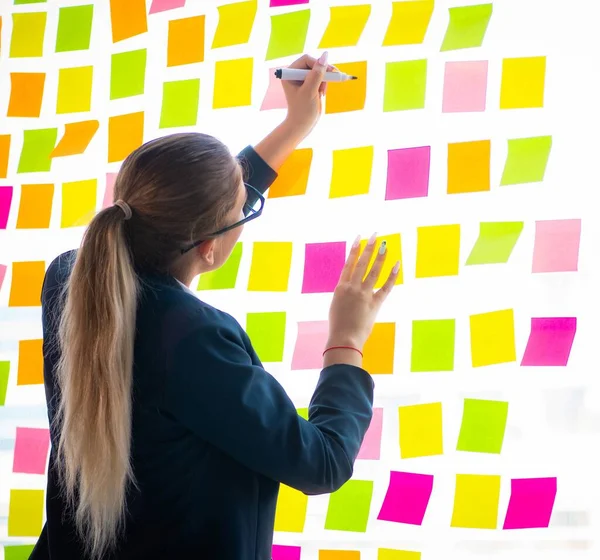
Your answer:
[10,12,47,58]
[8,489,44,537]
[330,146,373,198]
[268,148,312,198]
[247,242,292,291]
[51,120,99,157]
[399,402,443,458]
[500,56,546,109]
[61,179,97,228]
[358,234,403,287]
[274,484,308,532]
[383,0,433,46]
[213,58,253,109]
[8,261,45,307]
[57,66,93,114]
[470,309,516,367]
[325,61,367,114]
[451,474,501,529]
[378,550,421,560]
[212,0,257,48]
[18,339,43,385]
[319,5,371,48]
[17,184,54,229]
[363,322,396,374]
[416,224,460,278]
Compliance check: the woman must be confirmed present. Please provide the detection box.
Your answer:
[31,52,399,559]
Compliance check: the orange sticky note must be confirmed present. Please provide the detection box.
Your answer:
[363,322,396,374]
[0,135,10,178]
[320,552,360,560]
[110,0,147,43]
[168,15,205,67]
[9,261,45,307]
[108,112,144,163]
[51,120,99,157]
[325,61,367,114]
[8,73,45,118]
[17,339,43,385]
[447,140,490,194]
[268,148,312,198]
[17,184,54,229]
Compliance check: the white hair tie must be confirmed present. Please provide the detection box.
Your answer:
[114,200,132,220]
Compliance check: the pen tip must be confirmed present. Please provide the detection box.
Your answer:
[350,75,358,80]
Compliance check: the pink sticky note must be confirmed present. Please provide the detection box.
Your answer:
[0,186,13,229]
[0,264,6,292]
[521,317,576,366]
[503,477,557,529]
[442,61,488,113]
[13,427,50,475]
[377,471,434,525]
[532,219,581,273]
[272,544,302,560]
[261,69,288,111]
[291,321,328,370]
[301,242,346,293]
[270,0,309,7]
[103,173,117,209]
[149,0,186,14]
[357,408,383,460]
[385,146,430,200]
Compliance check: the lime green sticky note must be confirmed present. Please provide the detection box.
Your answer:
[325,479,373,532]
[297,407,308,420]
[246,312,286,362]
[4,545,36,560]
[10,12,47,57]
[411,319,455,372]
[110,49,147,100]
[501,136,552,185]
[266,10,310,60]
[17,128,58,173]
[440,3,493,51]
[384,60,427,112]
[451,474,501,529]
[56,5,94,52]
[457,398,509,454]
[159,79,200,128]
[8,489,44,536]
[197,242,242,290]
[0,361,9,405]
[466,222,524,265]
[15,0,47,4]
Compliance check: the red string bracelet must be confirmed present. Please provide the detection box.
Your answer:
[323,346,363,358]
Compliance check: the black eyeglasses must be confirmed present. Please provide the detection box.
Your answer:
[181,183,264,254]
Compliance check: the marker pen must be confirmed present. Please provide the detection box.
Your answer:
[274,68,357,82]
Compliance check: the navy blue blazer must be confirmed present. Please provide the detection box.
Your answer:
[30,146,374,560]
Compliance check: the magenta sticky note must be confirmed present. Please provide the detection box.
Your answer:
[357,407,383,460]
[261,69,288,111]
[102,173,117,209]
[301,242,346,293]
[532,219,581,273]
[13,427,50,475]
[442,61,488,113]
[272,544,301,560]
[521,317,576,366]
[377,471,434,525]
[0,186,13,229]
[291,321,328,370]
[149,0,186,14]
[270,0,309,7]
[385,146,430,200]
[503,477,557,529]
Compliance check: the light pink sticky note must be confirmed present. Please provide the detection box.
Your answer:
[442,61,488,113]
[532,219,581,273]
[149,0,186,14]
[270,0,309,7]
[291,321,328,370]
[103,173,117,209]
[261,69,288,111]
[377,471,434,525]
[301,242,346,293]
[13,427,50,475]
[357,407,383,460]
[503,477,557,529]
[272,544,301,560]
[521,317,576,366]
[0,264,6,292]
[0,186,13,229]
[385,146,430,200]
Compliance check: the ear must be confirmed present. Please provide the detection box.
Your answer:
[196,239,216,267]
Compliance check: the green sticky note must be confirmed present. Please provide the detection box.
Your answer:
[501,136,552,185]
[0,361,9,406]
[4,545,36,560]
[14,0,46,5]
[246,312,286,362]
[466,222,524,265]
[110,49,147,100]
[10,12,47,57]
[198,242,242,290]
[325,479,373,532]
[56,5,94,52]
[266,10,310,60]
[17,128,58,173]
[383,59,427,112]
[297,407,308,420]
[159,79,200,128]
[440,3,493,51]
[411,319,455,372]
[456,398,508,453]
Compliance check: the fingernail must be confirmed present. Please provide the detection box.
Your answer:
[352,235,361,248]
[392,261,401,274]
[317,51,329,66]
[367,233,377,245]
[378,241,387,255]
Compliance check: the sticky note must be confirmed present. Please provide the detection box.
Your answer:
[110,49,147,100]
[451,474,501,529]
[10,261,45,304]
[378,550,421,560]
[10,12,46,57]
[501,136,552,185]
[109,0,147,43]
[149,0,186,13]
[301,242,346,293]
[415,224,460,278]
[297,407,309,420]
[8,489,44,536]
[503,478,557,529]
[14,0,48,4]
[261,68,288,111]
[441,4,492,51]
[500,57,546,109]
[385,146,430,200]
[457,399,509,454]
[270,0,308,6]
[51,120,99,157]
[159,79,200,128]
[357,408,383,460]
[8,73,45,118]
[383,0,433,46]
[319,5,371,48]
[465,222,524,265]
[247,242,292,291]
[4,546,36,560]
[198,242,242,290]
[442,61,488,113]
[363,323,396,374]
[0,361,9,405]
[384,60,427,112]
[266,10,310,60]
[246,312,286,362]
[399,402,443,459]
[358,234,403,287]
[268,148,311,197]
[291,321,328,370]
[102,173,117,209]
[410,319,455,372]
[521,317,577,367]
[56,66,93,114]
[0,186,12,228]
[377,471,434,525]
[325,479,373,532]
[0,135,10,178]
[167,15,205,67]
[325,61,367,114]
[0,265,6,294]
[17,184,54,229]
[108,112,144,163]
[330,146,373,198]
[470,309,516,367]
[532,219,581,273]
[274,484,308,532]
[447,140,490,194]
[320,552,360,560]
[13,427,50,474]
[213,1,256,48]
[213,58,253,109]
[61,179,97,228]
[17,128,57,174]
[272,545,302,560]
[56,5,94,52]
